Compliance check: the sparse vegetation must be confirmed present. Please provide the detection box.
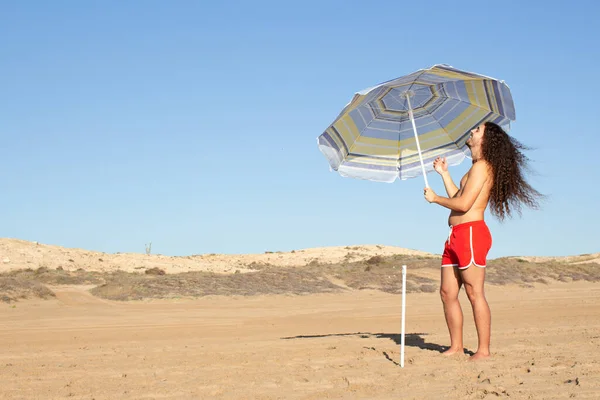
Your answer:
[366,255,384,265]
[302,255,439,294]
[246,261,273,270]
[4,268,105,285]
[90,268,342,301]
[145,267,166,276]
[486,258,600,286]
[0,277,55,303]
[1,253,599,302]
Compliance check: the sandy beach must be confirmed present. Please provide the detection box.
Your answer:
[2,239,600,399]
[1,278,599,399]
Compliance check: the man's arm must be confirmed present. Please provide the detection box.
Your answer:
[427,162,488,212]
[433,157,459,197]
[440,171,459,198]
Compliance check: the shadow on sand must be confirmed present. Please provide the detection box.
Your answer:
[281,332,474,365]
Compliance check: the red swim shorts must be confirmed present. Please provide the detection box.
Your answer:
[441,220,492,269]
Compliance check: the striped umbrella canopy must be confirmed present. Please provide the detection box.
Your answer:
[317,64,516,186]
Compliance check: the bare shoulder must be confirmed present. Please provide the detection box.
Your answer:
[469,160,492,179]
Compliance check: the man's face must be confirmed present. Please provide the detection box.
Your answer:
[466,124,485,149]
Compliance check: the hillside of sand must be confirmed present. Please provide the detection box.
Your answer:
[0,238,433,274]
[2,238,598,276]
[1,238,600,398]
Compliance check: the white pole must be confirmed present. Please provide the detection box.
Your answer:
[405,92,429,188]
[401,264,406,368]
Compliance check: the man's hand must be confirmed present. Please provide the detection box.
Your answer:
[424,187,437,203]
[433,157,448,175]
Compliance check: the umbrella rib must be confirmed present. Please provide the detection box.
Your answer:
[354,93,508,139]
[342,103,391,162]
[405,69,429,103]
[430,96,510,129]
[422,108,470,157]
[389,79,508,118]
[346,74,509,160]
[350,96,501,146]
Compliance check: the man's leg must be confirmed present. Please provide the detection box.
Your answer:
[440,266,463,355]
[460,265,491,360]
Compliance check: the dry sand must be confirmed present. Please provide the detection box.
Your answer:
[514,253,600,265]
[0,238,432,274]
[1,239,599,398]
[1,281,599,399]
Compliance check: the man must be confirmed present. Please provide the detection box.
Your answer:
[424,121,542,361]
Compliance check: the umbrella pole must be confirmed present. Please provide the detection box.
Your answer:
[405,93,429,188]
[401,264,406,368]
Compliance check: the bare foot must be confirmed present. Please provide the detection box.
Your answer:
[468,352,490,361]
[442,347,463,356]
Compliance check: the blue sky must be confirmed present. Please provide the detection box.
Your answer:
[1,0,599,258]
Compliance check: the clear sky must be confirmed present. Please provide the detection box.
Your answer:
[1,1,599,258]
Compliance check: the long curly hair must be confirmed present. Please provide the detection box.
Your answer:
[481,122,543,220]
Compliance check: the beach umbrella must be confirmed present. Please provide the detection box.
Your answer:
[317,64,516,367]
[317,64,516,188]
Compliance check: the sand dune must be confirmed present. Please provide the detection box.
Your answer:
[0,238,433,274]
[514,253,600,265]
[1,238,599,398]
[3,238,598,277]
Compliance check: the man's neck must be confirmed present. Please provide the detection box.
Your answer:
[470,148,482,163]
